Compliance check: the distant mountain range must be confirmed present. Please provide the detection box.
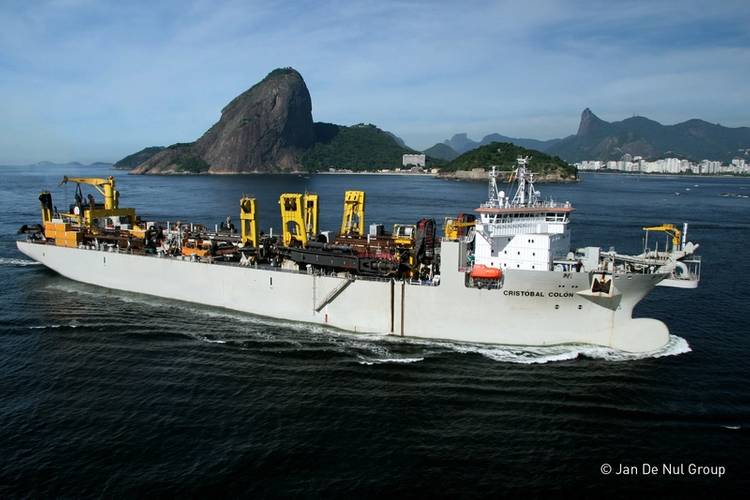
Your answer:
[36,69,749,172]
[425,110,750,163]
[429,133,560,159]
[1,161,112,168]
[548,109,750,162]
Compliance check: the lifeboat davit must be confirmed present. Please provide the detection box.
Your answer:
[470,264,503,279]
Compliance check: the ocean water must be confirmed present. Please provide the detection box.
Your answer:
[0,166,748,496]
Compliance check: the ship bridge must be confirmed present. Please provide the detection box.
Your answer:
[472,159,573,272]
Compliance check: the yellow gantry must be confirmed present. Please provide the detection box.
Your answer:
[279,193,319,247]
[339,190,365,237]
[304,193,319,238]
[642,224,682,249]
[239,196,259,247]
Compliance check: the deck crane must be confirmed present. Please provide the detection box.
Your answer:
[59,176,139,232]
[642,224,684,251]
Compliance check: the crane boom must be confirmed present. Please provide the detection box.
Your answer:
[642,224,682,249]
[61,176,118,210]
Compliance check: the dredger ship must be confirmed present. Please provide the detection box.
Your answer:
[17,158,701,353]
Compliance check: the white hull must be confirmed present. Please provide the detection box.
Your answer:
[17,240,670,353]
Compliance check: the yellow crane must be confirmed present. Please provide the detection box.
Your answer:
[61,176,119,210]
[58,175,138,232]
[642,224,682,250]
[443,218,476,241]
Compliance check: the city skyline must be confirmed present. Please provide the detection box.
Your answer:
[1,0,749,164]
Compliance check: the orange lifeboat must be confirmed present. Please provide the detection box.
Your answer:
[470,264,503,280]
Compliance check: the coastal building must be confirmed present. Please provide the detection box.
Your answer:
[402,154,426,168]
[575,157,746,175]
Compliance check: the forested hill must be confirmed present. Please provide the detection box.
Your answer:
[441,142,577,181]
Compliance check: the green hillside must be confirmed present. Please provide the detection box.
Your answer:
[443,142,577,178]
[302,123,421,171]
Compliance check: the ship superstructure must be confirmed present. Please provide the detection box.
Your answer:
[17,164,701,353]
[471,157,573,272]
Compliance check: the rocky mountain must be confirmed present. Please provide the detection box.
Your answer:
[423,142,459,161]
[15,161,112,168]
[132,68,314,174]
[437,132,560,157]
[443,133,479,154]
[440,142,576,182]
[114,147,164,169]
[547,108,750,162]
[479,133,560,152]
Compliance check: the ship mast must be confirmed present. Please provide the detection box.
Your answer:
[510,156,539,207]
[487,166,503,208]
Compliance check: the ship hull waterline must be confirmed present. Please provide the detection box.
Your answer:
[17,240,670,353]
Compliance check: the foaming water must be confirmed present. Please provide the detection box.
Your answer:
[0,257,40,266]
[356,356,425,365]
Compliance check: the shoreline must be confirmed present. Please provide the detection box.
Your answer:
[316,171,438,177]
[579,171,749,179]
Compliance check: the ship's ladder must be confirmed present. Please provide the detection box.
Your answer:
[315,276,356,312]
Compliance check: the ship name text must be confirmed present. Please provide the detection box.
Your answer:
[503,290,574,298]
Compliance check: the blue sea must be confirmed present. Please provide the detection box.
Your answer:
[0,166,748,496]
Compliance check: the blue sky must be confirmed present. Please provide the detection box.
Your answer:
[1,0,748,164]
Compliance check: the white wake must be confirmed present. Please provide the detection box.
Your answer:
[0,257,41,266]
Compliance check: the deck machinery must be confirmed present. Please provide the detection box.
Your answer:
[22,179,438,281]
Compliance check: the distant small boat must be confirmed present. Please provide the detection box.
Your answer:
[675,192,681,196]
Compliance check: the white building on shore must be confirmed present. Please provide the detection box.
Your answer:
[576,156,749,175]
[402,154,426,168]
